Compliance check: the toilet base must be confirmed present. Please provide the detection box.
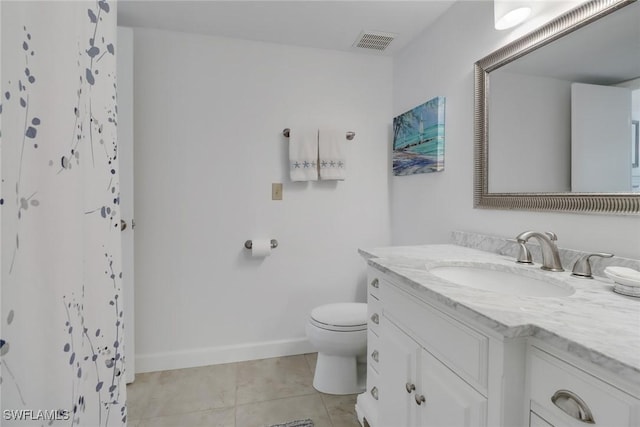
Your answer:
[312,353,366,395]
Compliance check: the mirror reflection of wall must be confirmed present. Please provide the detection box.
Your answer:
[626,82,640,191]
[632,119,639,191]
[489,69,571,193]
[598,78,639,192]
[571,83,632,192]
[487,1,640,194]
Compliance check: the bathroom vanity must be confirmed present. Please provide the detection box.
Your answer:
[355,244,640,427]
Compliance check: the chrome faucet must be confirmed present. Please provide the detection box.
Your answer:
[515,231,564,272]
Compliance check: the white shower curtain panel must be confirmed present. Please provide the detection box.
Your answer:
[1,1,126,425]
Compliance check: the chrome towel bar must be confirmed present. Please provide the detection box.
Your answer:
[282,128,355,141]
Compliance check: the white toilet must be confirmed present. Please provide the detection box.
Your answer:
[305,302,368,395]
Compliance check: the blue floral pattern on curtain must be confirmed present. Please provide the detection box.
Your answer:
[1,1,126,425]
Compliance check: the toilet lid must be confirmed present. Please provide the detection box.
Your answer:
[310,303,367,331]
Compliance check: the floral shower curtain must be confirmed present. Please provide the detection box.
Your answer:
[1,1,126,425]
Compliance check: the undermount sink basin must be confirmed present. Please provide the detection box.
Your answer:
[429,265,574,297]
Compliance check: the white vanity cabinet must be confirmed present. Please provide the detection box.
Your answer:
[358,264,640,427]
[358,244,640,427]
[360,268,494,427]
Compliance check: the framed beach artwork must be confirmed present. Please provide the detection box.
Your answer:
[393,96,446,176]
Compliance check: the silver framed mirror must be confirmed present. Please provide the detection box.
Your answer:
[474,0,640,215]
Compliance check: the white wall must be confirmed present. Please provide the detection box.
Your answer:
[132,28,392,372]
[391,0,640,258]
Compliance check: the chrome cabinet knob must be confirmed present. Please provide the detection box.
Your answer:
[405,382,415,394]
[370,278,379,288]
[370,313,379,325]
[371,350,379,363]
[415,394,426,405]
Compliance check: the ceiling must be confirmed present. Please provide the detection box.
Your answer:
[117,0,456,56]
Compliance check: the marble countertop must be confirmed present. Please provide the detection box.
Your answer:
[360,244,640,384]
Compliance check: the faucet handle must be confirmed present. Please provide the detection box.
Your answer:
[544,231,558,241]
[571,253,614,279]
[508,239,533,264]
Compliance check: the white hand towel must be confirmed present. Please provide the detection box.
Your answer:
[289,128,318,182]
[319,129,346,180]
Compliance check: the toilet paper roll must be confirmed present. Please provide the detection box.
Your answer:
[251,239,272,257]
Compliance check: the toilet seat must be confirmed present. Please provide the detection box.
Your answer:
[309,303,367,332]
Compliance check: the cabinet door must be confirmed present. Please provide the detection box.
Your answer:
[417,349,487,427]
[378,320,421,427]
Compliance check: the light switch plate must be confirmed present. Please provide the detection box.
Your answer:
[272,183,283,200]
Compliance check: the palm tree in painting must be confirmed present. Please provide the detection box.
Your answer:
[393,111,416,149]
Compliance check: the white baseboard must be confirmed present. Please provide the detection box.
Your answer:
[135,337,315,373]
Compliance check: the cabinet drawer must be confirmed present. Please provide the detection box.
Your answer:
[368,294,382,336]
[368,330,380,373]
[381,282,488,390]
[367,365,380,394]
[367,365,380,402]
[529,347,639,427]
[530,412,553,427]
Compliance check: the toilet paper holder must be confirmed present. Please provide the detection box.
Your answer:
[244,239,278,250]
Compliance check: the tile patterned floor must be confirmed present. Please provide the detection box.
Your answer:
[126,353,361,427]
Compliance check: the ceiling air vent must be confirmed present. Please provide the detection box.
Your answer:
[353,30,397,52]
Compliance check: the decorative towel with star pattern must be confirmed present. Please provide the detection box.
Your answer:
[289,128,319,181]
[319,129,346,180]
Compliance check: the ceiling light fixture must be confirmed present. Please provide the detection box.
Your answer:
[494,0,532,30]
